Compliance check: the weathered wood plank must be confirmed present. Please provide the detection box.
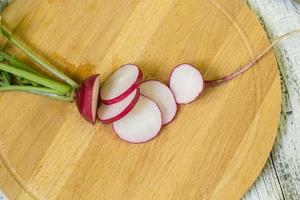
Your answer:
[0,191,7,200]
[245,0,300,199]
[243,157,284,200]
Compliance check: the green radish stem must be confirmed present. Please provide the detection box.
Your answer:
[0,71,10,86]
[0,25,79,88]
[0,62,72,94]
[0,25,75,101]
[0,85,74,101]
[205,29,300,87]
[0,52,75,100]
[0,51,42,75]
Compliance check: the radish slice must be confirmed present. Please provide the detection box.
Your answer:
[97,89,140,123]
[76,74,100,124]
[139,80,177,125]
[100,64,142,105]
[169,64,204,104]
[113,95,162,143]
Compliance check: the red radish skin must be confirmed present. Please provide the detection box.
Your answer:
[100,64,142,105]
[169,64,204,104]
[97,88,140,124]
[139,80,177,125]
[76,74,100,125]
[112,95,163,144]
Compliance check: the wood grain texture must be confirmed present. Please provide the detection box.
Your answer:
[244,1,300,200]
[0,0,281,199]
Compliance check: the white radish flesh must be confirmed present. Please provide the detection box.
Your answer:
[139,80,177,125]
[100,64,142,105]
[169,64,204,104]
[97,89,140,123]
[113,95,162,143]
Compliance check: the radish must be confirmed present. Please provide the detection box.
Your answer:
[100,64,142,105]
[169,64,204,104]
[113,95,162,143]
[1,19,300,142]
[97,88,140,123]
[139,80,177,125]
[76,74,100,125]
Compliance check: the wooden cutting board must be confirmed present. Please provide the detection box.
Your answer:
[0,0,281,199]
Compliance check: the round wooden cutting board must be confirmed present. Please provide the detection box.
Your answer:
[0,0,281,199]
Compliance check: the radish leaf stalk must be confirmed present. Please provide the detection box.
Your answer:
[0,25,79,88]
[0,85,73,101]
[0,51,75,100]
[0,51,42,75]
[0,63,71,94]
[0,23,77,102]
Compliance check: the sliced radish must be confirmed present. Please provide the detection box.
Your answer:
[100,64,142,105]
[76,74,100,125]
[169,64,204,104]
[97,88,140,123]
[139,80,177,125]
[113,95,162,143]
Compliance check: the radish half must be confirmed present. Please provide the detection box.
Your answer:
[100,64,142,105]
[169,64,204,104]
[97,88,140,123]
[112,95,162,143]
[139,80,177,125]
[76,74,100,124]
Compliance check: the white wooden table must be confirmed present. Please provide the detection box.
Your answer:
[0,0,300,199]
[244,0,300,200]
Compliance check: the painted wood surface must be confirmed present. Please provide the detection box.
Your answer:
[0,191,7,200]
[244,0,300,200]
[2,1,286,199]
